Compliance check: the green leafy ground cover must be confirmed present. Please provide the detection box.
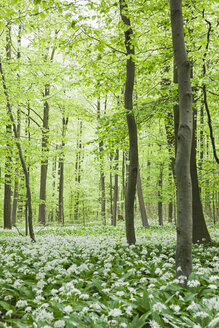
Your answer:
[0,225,218,328]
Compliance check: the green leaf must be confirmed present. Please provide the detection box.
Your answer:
[0,300,12,311]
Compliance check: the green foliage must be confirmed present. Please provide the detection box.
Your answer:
[0,225,218,327]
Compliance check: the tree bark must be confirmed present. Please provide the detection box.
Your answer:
[170,0,193,279]
[12,20,22,227]
[137,168,149,227]
[112,149,119,226]
[74,119,83,221]
[191,107,211,243]
[158,164,163,226]
[119,0,138,245]
[38,45,56,224]
[109,154,113,224]
[4,22,12,230]
[97,98,106,225]
[58,116,68,224]
[38,84,50,224]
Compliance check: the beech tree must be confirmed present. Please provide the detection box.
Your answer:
[119,0,138,245]
[170,0,193,278]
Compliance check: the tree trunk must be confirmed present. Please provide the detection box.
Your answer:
[191,107,211,243]
[121,151,126,218]
[158,164,163,226]
[49,148,57,221]
[112,149,119,226]
[12,22,22,227]
[109,154,113,224]
[74,119,83,221]
[97,98,106,225]
[12,181,18,226]
[119,0,138,245]
[137,168,149,227]
[58,116,68,224]
[0,57,35,241]
[4,22,12,230]
[38,84,50,224]
[170,0,193,279]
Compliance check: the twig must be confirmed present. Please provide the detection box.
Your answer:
[13,224,24,237]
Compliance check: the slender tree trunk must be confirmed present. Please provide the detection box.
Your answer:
[0,57,35,241]
[168,166,173,223]
[119,0,138,245]
[137,168,149,227]
[38,84,49,224]
[170,0,193,278]
[4,22,12,230]
[158,164,163,226]
[109,154,113,224]
[58,116,68,224]
[112,149,119,226]
[4,123,12,229]
[74,119,83,221]
[12,22,22,226]
[50,148,57,221]
[97,98,106,225]
[38,45,56,224]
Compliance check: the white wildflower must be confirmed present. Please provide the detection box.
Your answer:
[170,304,180,312]
[5,310,13,317]
[79,294,89,300]
[126,306,132,316]
[108,308,122,317]
[209,316,219,327]
[120,323,127,328]
[187,280,200,287]
[152,302,167,313]
[149,320,161,328]
[208,284,217,290]
[194,311,209,319]
[25,307,32,312]
[54,320,65,328]
[81,306,89,313]
[36,309,54,322]
[4,295,13,301]
[63,305,73,314]
[209,276,218,282]
[116,291,125,297]
[16,300,28,308]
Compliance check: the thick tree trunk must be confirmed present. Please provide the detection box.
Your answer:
[191,108,211,243]
[121,151,126,218]
[4,23,12,230]
[137,168,149,227]
[120,0,138,245]
[170,0,193,279]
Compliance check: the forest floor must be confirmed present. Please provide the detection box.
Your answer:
[0,224,218,328]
